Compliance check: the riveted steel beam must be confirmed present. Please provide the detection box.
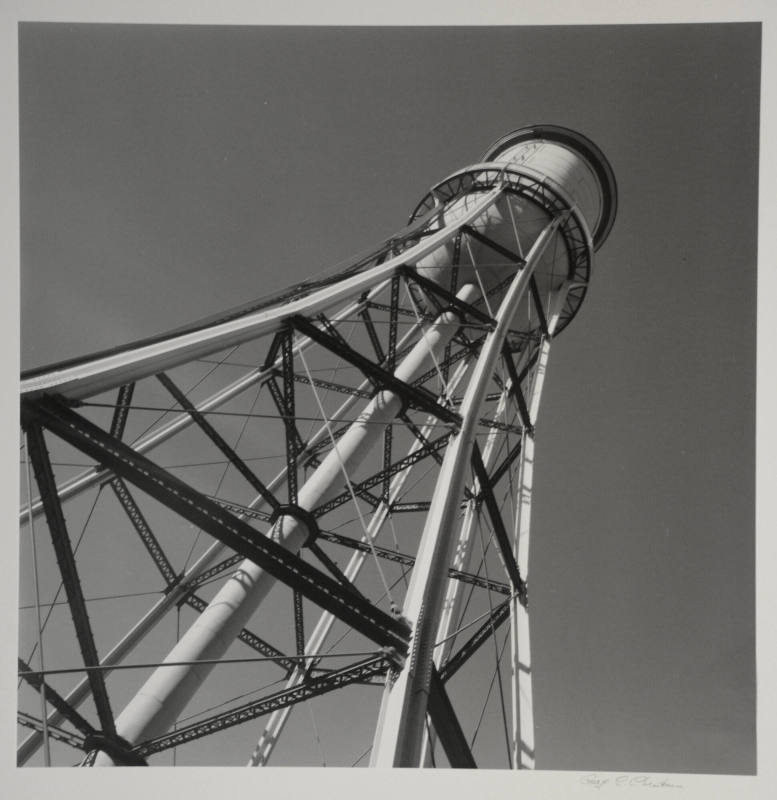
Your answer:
[182,594,297,673]
[133,653,392,758]
[501,345,533,434]
[22,397,410,654]
[312,432,451,517]
[23,421,116,737]
[290,315,461,427]
[109,383,135,440]
[293,371,373,400]
[17,712,87,753]
[528,276,549,336]
[307,541,366,599]
[471,443,526,600]
[427,667,476,768]
[489,438,524,488]
[359,306,386,363]
[18,658,96,738]
[400,265,496,327]
[316,529,509,595]
[157,371,281,511]
[438,598,512,683]
[461,224,525,265]
[110,477,178,586]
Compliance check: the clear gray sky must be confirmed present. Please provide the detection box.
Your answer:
[18,22,759,774]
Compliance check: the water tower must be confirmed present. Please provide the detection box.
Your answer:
[19,124,616,767]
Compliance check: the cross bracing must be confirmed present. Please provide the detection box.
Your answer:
[19,128,614,768]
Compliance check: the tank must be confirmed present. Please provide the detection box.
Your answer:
[482,124,617,250]
[409,124,617,340]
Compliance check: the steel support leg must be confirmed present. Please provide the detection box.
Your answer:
[18,308,427,766]
[509,282,573,768]
[92,285,479,763]
[418,388,510,766]
[247,357,475,766]
[370,215,563,767]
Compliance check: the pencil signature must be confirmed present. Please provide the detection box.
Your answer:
[580,774,683,790]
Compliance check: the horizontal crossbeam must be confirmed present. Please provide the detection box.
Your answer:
[461,224,526,265]
[411,333,487,389]
[478,416,524,437]
[22,397,410,655]
[316,530,510,595]
[400,266,496,327]
[389,500,431,513]
[313,432,451,517]
[293,371,373,400]
[182,553,244,591]
[208,497,273,523]
[133,653,392,757]
[17,712,87,752]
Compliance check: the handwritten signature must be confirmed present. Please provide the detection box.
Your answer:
[580,774,683,790]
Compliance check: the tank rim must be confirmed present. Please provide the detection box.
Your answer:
[482,124,617,250]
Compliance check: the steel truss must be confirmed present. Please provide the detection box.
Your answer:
[19,127,614,768]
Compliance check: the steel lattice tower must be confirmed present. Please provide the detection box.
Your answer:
[18,124,616,768]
